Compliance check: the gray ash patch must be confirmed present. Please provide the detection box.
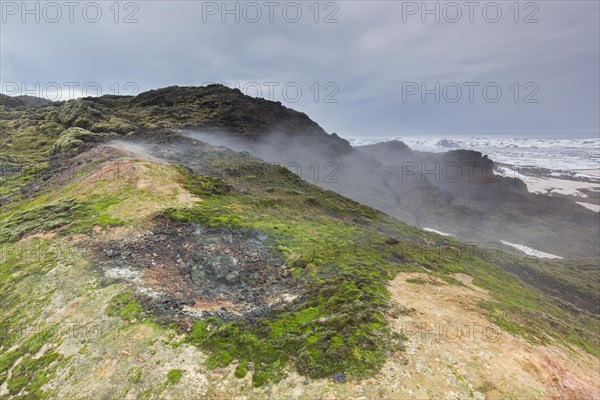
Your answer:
[90,219,302,324]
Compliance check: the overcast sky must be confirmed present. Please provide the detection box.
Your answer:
[1,1,598,138]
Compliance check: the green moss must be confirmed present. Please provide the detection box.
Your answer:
[174,165,231,197]
[128,367,143,383]
[205,350,234,370]
[0,161,50,197]
[67,365,76,380]
[234,362,248,379]
[0,238,65,351]
[252,370,268,388]
[0,350,23,385]
[7,352,60,396]
[56,99,103,129]
[448,364,465,382]
[405,277,443,285]
[405,277,428,285]
[107,292,144,321]
[187,257,403,383]
[52,127,101,155]
[90,117,134,135]
[0,197,83,243]
[166,369,183,385]
[0,110,66,164]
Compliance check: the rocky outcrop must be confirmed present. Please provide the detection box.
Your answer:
[52,127,104,156]
[126,85,338,140]
[0,94,53,108]
[356,140,415,166]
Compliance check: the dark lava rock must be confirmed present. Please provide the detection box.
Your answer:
[385,237,400,245]
[436,139,460,148]
[292,259,309,268]
[104,249,120,257]
[332,372,346,384]
[215,284,228,294]
[91,220,303,324]
[225,271,240,284]
[191,266,209,282]
[281,270,291,278]
[0,195,11,206]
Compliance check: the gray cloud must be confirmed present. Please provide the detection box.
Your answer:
[1,0,598,138]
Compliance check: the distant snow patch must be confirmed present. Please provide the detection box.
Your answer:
[500,241,562,259]
[576,202,600,212]
[423,228,453,237]
[496,166,599,198]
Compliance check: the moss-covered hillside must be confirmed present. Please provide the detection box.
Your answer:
[0,85,350,166]
[0,123,598,398]
[1,90,598,398]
